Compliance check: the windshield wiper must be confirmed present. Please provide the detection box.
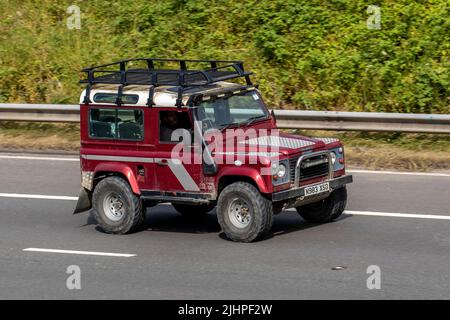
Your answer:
[218,115,268,131]
[219,122,241,130]
[240,115,268,127]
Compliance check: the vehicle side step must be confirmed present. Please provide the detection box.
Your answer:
[141,190,213,205]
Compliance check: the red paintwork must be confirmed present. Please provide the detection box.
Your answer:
[79,101,346,199]
[217,166,272,194]
[93,162,141,195]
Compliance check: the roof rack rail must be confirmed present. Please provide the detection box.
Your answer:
[80,58,253,88]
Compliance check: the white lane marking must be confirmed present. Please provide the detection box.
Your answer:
[23,248,136,258]
[344,210,450,220]
[347,169,450,177]
[0,155,78,162]
[1,153,449,177]
[0,193,77,201]
[285,209,450,220]
[2,193,450,221]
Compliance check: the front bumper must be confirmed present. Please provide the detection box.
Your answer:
[272,174,353,202]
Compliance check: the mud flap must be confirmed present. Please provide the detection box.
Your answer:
[73,188,92,214]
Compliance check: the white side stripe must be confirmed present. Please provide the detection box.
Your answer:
[82,155,200,191]
[81,154,154,163]
[167,159,200,191]
[23,248,136,258]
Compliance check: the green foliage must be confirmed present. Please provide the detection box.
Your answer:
[0,0,448,113]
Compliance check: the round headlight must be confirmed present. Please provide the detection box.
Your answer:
[271,163,279,174]
[277,164,287,178]
[330,152,337,164]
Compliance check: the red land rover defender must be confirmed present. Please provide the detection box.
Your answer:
[74,58,353,242]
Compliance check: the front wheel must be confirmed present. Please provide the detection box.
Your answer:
[296,186,347,223]
[217,182,273,242]
[92,176,145,234]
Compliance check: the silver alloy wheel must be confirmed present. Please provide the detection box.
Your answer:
[103,192,125,222]
[228,198,251,228]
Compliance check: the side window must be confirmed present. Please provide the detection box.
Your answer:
[89,109,115,139]
[93,93,139,105]
[159,111,192,143]
[89,108,143,141]
[117,109,144,140]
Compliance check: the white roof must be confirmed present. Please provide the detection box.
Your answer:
[79,82,244,107]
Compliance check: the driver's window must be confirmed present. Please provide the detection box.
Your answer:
[159,110,192,143]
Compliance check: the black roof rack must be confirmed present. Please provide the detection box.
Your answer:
[80,58,253,107]
[81,58,253,86]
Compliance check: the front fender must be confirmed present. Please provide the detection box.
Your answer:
[217,166,271,194]
[94,162,141,195]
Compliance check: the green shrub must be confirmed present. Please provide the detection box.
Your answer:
[0,0,448,113]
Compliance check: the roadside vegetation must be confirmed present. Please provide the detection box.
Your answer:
[0,0,448,113]
[0,1,448,170]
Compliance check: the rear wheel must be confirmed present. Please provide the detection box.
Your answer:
[172,203,215,217]
[296,187,347,223]
[92,176,144,234]
[217,182,273,242]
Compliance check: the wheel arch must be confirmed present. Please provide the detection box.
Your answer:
[217,168,271,195]
[93,163,141,195]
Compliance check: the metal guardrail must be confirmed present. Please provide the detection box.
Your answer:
[0,104,80,122]
[274,110,450,134]
[0,103,449,133]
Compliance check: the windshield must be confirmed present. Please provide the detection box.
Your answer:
[195,90,269,130]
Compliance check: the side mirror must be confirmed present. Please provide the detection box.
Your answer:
[271,109,277,125]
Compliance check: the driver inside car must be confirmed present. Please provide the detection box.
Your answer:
[160,111,192,142]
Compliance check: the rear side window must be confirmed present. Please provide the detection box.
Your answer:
[89,108,144,141]
[93,93,139,105]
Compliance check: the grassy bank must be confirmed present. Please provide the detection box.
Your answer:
[0,122,79,151]
[1,0,449,113]
[1,122,449,171]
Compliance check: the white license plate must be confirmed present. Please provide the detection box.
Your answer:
[304,182,330,196]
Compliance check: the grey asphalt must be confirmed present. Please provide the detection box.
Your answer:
[0,153,449,299]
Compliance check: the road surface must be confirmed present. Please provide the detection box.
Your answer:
[0,153,449,299]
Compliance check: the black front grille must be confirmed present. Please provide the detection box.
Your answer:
[289,154,330,182]
[289,156,300,181]
[300,162,329,180]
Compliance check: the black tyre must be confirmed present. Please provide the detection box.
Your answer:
[172,203,215,217]
[217,182,273,242]
[92,176,144,234]
[296,186,347,223]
